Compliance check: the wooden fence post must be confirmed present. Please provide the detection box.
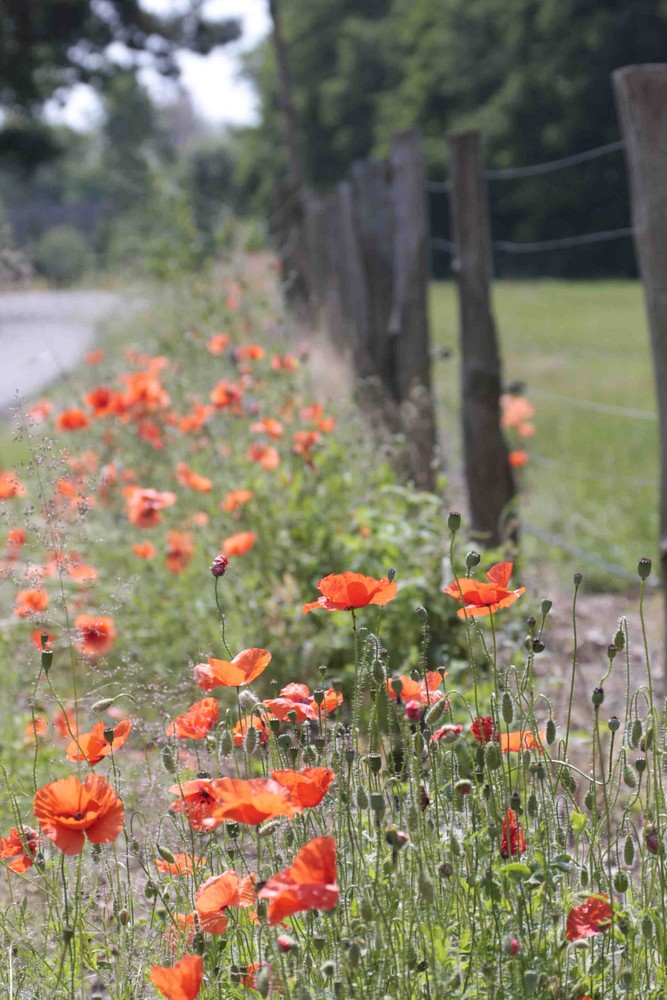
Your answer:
[447,129,515,546]
[389,130,437,491]
[614,65,667,693]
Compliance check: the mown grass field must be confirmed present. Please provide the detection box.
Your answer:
[430,280,656,589]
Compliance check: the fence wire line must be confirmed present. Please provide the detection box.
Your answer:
[522,521,654,584]
[529,453,657,488]
[430,228,634,256]
[484,139,626,180]
[529,388,656,422]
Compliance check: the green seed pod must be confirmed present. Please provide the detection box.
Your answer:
[638,557,652,580]
[118,908,129,926]
[643,726,654,751]
[367,753,382,775]
[372,660,386,684]
[501,693,514,726]
[623,764,637,788]
[584,790,595,811]
[415,605,428,620]
[485,742,503,770]
[580,867,588,888]
[277,733,292,751]
[144,880,157,899]
[541,598,552,616]
[314,934,327,953]
[447,511,461,532]
[320,960,335,977]
[635,757,647,775]
[91,697,115,713]
[466,550,481,569]
[303,745,317,765]
[413,731,424,756]
[607,716,621,734]
[356,786,369,810]
[161,745,177,774]
[614,870,629,893]
[624,835,635,867]
[425,699,447,727]
[269,717,280,735]
[591,687,604,707]
[614,627,625,652]
[370,792,385,816]
[546,719,556,745]
[244,725,257,754]
[314,735,326,753]
[390,677,403,698]
[630,718,642,748]
[642,915,653,938]
[527,792,538,819]
[156,844,175,865]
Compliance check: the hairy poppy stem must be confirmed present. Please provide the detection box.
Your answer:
[214,577,233,658]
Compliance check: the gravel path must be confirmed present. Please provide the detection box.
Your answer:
[0,289,121,411]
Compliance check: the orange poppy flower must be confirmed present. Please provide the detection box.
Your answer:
[303,571,397,614]
[194,648,271,690]
[500,730,545,753]
[66,554,98,584]
[247,442,280,470]
[65,720,131,766]
[168,779,219,832]
[0,825,38,873]
[258,836,339,925]
[222,531,257,557]
[166,698,219,740]
[443,561,525,619]
[271,353,299,371]
[34,774,124,855]
[27,399,53,423]
[271,768,335,808]
[264,683,343,724]
[5,526,25,557]
[195,871,256,934]
[0,470,26,499]
[14,588,48,618]
[53,707,78,740]
[250,417,284,439]
[166,531,194,574]
[221,489,254,513]
[226,282,242,311]
[208,332,230,355]
[566,895,612,942]
[150,954,204,1000]
[500,394,535,429]
[25,716,48,741]
[85,348,104,365]
[508,449,528,468]
[203,777,301,827]
[210,380,243,409]
[123,486,176,528]
[84,385,120,416]
[232,714,269,747]
[500,808,526,858]
[471,715,498,745]
[237,344,264,362]
[386,671,445,707]
[120,370,170,412]
[133,541,156,559]
[56,409,90,432]
[74,615,117,657]
[175,463,213,494]
[155,853,206,876]
[178,404,212,434]
[293,430,320,461]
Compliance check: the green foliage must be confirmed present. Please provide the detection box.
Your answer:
[35,225,88,285]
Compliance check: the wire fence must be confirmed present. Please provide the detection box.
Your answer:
[429,134,660,583]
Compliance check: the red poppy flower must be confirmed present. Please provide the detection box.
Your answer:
[386,671,445,707]
[500,808,526,858]
[178,404,212,434]
[133,541,156,559]
[175,463,213,494]
[443,562,525,619]
[508,449,528,468]
[0,826,38,873]
[221,489,254,513]
[53,707,78,740]
[222,531,257,557]
[303,572,397,614]
[150,954,204,1000]
[74,615,117,657]
[471,716,499,745]
[500,730,545,754]
[168,779,219,832]
[566,895,612,942]
[65,720,131,766]
[271,768,335,808]
[195,871,256,934]
[210,380,243,409]
[33,774,124,855]
[208,332,230,355]
[55,409,90,432]
[27,399,53,423]
[165,531,194,574]
[500,394,535,429]
[264,683,342,723]
[431,724,464,743]
[194,648,271,690]
[258,836,339,925]
[166,698,219,740]
[155,853,206,876]
[14,588,48,618]
[247,442,280,470]
[203,777,301,827]
[232,714,269,747]
[0,470,26,499]
[123,486,176,528]
[271,353,299,371]
[85,348,104,365]
[250,417,284,438]
[84,385,120,416]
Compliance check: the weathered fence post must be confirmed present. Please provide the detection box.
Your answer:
[447,129,515,545]
[388,130,437,491]
[614,65,667,692]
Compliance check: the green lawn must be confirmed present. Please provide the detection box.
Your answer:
[430,280,657,589]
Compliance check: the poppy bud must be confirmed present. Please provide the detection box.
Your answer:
[145,881,157,899]
[387,568,396,583]
[333,980,345,999]
[314,935,328,954]
[314,735,326,753]
[447,511,461,532]
[501,693,514,725]
[259,819,282,838]
[157,845,176,864]
[414,605,428,620]
[646,825,661,855]
[485,743,502,771]
[642,915,653,938]
[623,764,636,788]
[614,627,625,652]
[527,792,538,818]
[219,728,234,755]
[356,787,369,810]
[591,687,604,707]
[607,643,617,661]
[638,557,652,580]
[385,825,408,850]
[438,861,453,878]
[278,934,297,953]
[372,660,385,683]
[390,677,403,698]
[584,790,595,810]
[91,697,115,713]
[466,551,480,569]
[413,731,424,756]
[641,725,654,751]
[541,599,552,617]
[287,709,298,724]
[608,716,620,733]
[510,790,521,810]
[504,936,520,956]
[244,725,257,754]
[614,870,629,893]
[573,572,583,587]
[624,834,635,866]
[161,745,177,773]
[580,867,588,888]
[425,699,447,727]
[277,733,292,751]
[118,907,129,926]
[210,553,230,578]
[532,638,545,653]
[254,967,271,998]
[545,719,556,745]
[405,700,424,723]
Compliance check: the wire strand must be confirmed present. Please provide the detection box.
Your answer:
[484,139,626,180]
[493,227,634,254]
[529,388,656,421]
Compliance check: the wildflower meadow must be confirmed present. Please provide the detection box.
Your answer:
[0,263,665,999]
